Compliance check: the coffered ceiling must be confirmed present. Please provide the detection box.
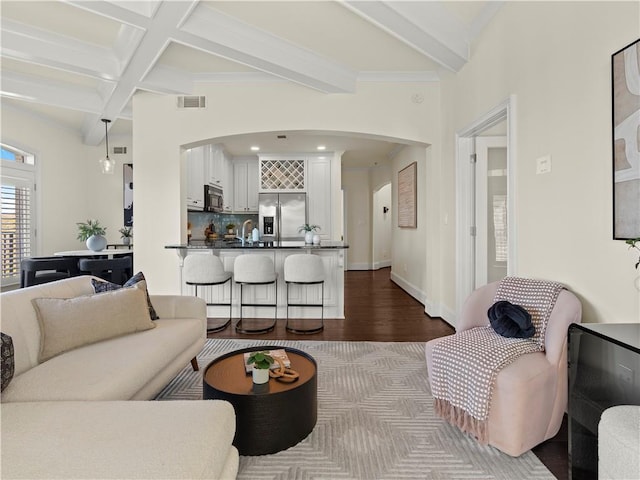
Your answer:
[0,1,503,162]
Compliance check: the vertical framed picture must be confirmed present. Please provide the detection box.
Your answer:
[398,162,417,228]
[123,163,133,227]
[612,38,640,239]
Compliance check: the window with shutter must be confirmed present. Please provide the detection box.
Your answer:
[1,146,36,286]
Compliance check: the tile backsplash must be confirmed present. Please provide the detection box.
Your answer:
[188,212,258,240]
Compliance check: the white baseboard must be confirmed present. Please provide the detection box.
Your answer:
[389,271,427,305]
[347,262,372,271]
[372,260,391,270]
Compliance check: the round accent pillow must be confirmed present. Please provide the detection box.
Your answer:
[487,300,535,338]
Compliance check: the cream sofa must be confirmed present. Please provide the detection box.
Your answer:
[1,276,239,479]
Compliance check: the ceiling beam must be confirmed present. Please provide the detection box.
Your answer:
[341,1,469,72]
[1,71,105,114]
[0,19,120,80]
[175,4,357,94]
[62,0,152,29]
[82,0,200,145]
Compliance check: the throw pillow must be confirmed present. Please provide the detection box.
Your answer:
[91,271,159,320]
[1,332,14,392]
[33,285,155,363]
[487,300,535,339]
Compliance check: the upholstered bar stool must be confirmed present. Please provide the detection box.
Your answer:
[233,254,277,334]
[284,253,324,334]
[183,254,232,333]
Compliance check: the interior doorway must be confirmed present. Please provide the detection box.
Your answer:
[372,182,392,269]
[455,96,517,318]
[475,136,508,286]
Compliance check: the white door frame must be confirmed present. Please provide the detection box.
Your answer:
[455,95,517,316]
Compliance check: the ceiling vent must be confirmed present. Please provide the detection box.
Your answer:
[177,96,206,109]
[113,146,127,155]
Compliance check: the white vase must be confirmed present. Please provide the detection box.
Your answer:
[304,231,313,244]
[122,237,131,246]
[252,367,270,384]
[312,234,321,245]
[86,234,107,252]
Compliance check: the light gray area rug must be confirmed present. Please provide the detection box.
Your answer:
[155,339,555,480]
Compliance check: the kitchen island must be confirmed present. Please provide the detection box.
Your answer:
[165,240,348,319]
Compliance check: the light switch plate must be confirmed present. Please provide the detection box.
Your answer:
[536,155,552,174]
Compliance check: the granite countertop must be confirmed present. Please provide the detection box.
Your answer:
[165,239,349,250]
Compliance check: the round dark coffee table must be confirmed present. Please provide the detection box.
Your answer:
[203,345,317,456]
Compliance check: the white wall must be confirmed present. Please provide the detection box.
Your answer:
[390,146,428,304]
[133,81,440,293]
[373,182,392,269]
[437,1,640,323]
[0,104,132,256]
[342,168,372,269]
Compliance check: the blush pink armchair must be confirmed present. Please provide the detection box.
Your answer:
[425,280,582,456]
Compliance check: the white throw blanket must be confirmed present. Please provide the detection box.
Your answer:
[431,277,565,443]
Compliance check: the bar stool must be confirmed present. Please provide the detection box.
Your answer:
[233,254,277,334]
[183,254,232,333]
[284,254,324,334]
[78,257,132,285]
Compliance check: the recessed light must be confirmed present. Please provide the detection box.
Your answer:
[250,146,260,151]
[317,145,326,151]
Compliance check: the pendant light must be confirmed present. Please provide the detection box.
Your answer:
[99,118,115,174]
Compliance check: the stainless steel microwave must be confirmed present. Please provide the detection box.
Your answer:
[204,185,223,213]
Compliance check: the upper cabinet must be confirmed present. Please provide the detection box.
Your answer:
[206,144,224,188]
[233,158,259,213]
[307,155,332,240]
[186,147,204,210]
[222,150,233,213]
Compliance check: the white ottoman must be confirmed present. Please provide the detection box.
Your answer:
[599,405,640,480]
[1,400,239,479]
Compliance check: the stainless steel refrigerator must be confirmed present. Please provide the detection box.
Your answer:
[258,193,307,241]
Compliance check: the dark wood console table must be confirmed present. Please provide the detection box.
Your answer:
[568,323,640,479]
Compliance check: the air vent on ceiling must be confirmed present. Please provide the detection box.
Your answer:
[113,146,127,155]
[177,96,206,109]
[277,135,287,139]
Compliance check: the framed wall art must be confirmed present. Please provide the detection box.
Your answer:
[398,162,417,228]
[612,38,640,239]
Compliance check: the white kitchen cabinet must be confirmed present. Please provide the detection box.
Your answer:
[233,158,259,213]
[222,150,233,212]
[206,144,224,188]
[307,156,331,239]
[186,147,205,210]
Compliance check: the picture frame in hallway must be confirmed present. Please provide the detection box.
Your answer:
[398,162,417,228]
[612,38,640,239]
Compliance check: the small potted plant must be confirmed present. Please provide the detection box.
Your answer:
[77,219,107,252]
[118,226,133,246]
[626,238,640,270]
[226,223,236,235]
[298,224,320,244]
[246,351,274,384]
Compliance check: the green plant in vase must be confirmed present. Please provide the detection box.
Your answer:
[298,224,320,244]
[246,351,274,384]
[118,226,133,246]
[77,219,107,251]
[626,238,640,270]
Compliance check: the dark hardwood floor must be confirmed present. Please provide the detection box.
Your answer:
[208,267,568,479]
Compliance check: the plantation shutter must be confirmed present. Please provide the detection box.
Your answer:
[1,172,34,285]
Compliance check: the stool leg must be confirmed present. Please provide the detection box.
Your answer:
[206,279,232,333]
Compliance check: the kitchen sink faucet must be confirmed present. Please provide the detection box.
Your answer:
[237,219,253,246]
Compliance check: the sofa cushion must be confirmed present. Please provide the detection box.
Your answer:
[0,400,238,479]
[91,271,159,320]
[32,284,155,363]
[1,333,14,392]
